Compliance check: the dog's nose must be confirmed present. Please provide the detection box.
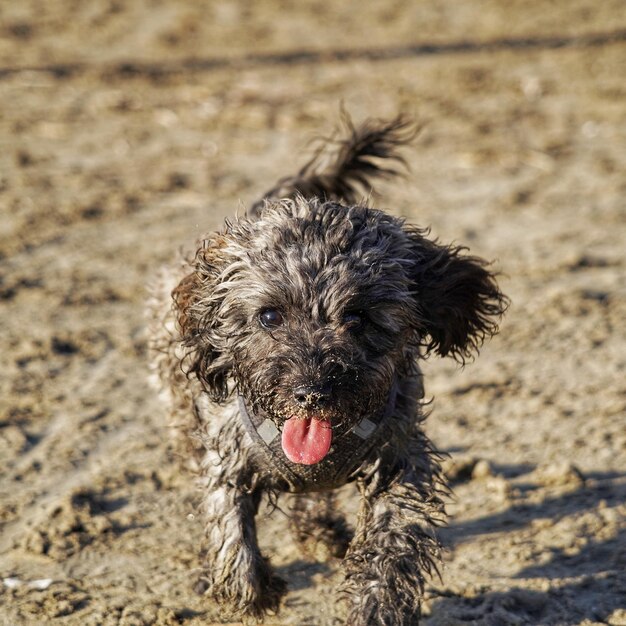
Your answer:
[293,385,331,410]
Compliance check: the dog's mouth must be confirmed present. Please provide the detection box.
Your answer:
[281,416,332,465]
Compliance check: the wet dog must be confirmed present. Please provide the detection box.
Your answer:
[147,116,507,625]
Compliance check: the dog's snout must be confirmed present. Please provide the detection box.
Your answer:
[293,385,331,410]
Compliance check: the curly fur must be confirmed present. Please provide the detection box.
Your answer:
[147,114,507,625]
[249,112,417,216]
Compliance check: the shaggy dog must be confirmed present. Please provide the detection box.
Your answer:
[147,116,507,625]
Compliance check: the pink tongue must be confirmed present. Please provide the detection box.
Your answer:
[281,417,332,465]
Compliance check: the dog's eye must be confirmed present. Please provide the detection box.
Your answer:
[259,309,284,329]
[342,312,364,331]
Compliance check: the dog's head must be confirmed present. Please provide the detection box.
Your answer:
[174,198,507,463]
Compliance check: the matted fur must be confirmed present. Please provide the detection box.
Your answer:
[147,115,507,625]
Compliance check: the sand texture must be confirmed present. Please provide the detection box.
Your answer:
[1,2,625,624]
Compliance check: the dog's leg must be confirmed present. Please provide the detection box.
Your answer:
[198,481,285,620]
[289,491,352,560]
[195,421,286,620]
[338,452,444,625]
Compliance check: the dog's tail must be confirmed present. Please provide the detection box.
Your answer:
[248,112,418,216]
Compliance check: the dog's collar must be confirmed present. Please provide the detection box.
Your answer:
[237,384,398,492]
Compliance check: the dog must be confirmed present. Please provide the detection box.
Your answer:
[147,115,507,625]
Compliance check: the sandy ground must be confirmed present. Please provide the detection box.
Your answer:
[1,2,625,625]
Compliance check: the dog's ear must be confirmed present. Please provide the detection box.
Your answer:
[405,227,508,362]
[172,234,232,401]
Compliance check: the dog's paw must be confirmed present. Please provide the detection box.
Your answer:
[254,569,287,615]
[195,560,287,622]
[294,516,353,562]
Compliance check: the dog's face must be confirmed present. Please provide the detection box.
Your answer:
[175,198,506,463]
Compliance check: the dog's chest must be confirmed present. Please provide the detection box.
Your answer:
[237,396,394,493]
